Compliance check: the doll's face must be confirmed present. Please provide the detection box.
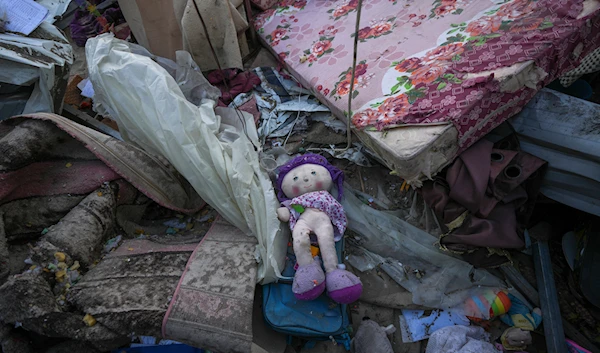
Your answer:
[281,164,333,198]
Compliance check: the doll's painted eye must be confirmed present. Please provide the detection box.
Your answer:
[311,171,316,175]
[293,176,298,181]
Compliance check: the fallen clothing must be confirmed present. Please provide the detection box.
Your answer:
[0,113,205,240]
[425,325,501,353]
[421,136,546,267]
[207,68,261,106]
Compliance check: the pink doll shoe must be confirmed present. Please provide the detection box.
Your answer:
[293,258,326,300]
[326,268,363,304]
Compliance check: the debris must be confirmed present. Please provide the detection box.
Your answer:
[253,67,329,140]
[399,309,470,342]
[37,185,116,267]
[0,213,8,282]
[0,0,48,35]
[77,78,95,99]
[353,319,395,353]
[425,325,499,353]
[342,186,506,310]
[70,1,128,47]
[55,269,66,282]
[54,252,66,262]
[324,143,373,167]
[163,219,187,229]
[0,20,73,117]
[87,34,285,284]
[103,235,122,253]
[82,314,96,327]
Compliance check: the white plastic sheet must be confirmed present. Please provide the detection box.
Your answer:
[342,186,506,311]
[86,34,286,283]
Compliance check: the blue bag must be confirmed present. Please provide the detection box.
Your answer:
[262,239,351,351]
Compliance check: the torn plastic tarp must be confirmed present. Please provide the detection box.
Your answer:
[86,34,286,284]
[342,186,506,311]
[0,21,73,115]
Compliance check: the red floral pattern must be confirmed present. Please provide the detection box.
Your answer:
[466,17,502,36]
[496,0,536,19]
[301,26,337,66]
[266,23,290,46]
[425,42,465,61]
[411,64,447,85]
[509,17,543,32]
[394,58,422,73]
[328,0,359,20]
[255,0,600,153]
[430,0,465,18]
[276,0,307,13]
[354,17,397,42]
[330,61,374,100]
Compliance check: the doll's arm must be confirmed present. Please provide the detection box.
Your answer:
[277,207,290,222]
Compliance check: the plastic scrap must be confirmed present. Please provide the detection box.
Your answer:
[103,235,122,253]
[324,143,373,167]
[341,185,506,311]
[399,309,470,342]
[87,34,286,283]
[163,219,187,229]
[425,325,500,353]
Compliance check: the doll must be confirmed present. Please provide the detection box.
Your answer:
[276,154,362,304]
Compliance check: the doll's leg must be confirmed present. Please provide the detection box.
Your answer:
[292,219,314,267]
[291,219,325,300]
[314,222,363,304]
[313,221,338,274]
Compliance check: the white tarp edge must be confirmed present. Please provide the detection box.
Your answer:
[86,34,286,284]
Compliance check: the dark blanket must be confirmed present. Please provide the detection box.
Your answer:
[421,136,546,267]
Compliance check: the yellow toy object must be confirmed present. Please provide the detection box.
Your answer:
[310,245,320,258]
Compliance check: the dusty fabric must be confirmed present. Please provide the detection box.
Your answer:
[0,114,204,215]
[425,325,500,353]
[0,273,127,351]
[352,319,394,353]
[118,0,184,60]
[44,340,100,353]
[207,68,261,106]
[1,327,34,353]
[180,0,246,71]
[560,47,600,87]
[421,137,546,267]
[35,184,116,267]
[67,238,197,342]
[162,218,258,353]
[0,213,8,281]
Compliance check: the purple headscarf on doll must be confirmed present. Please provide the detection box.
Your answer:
[276,154,344,202]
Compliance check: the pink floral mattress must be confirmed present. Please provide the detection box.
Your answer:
[255,0,600,160]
